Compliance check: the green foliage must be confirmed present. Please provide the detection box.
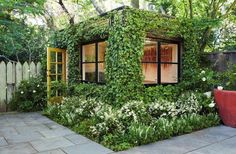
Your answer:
[0,0,47,62]
[143,85,182,103]
[45,91,220,151]
[18,101,34,112]
[69,83,105,100]
[224,64,236,90]
[52,7,204,104]
[10,77,47,112]
[50,81,67,97]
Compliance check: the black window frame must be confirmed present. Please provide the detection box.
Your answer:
[142,38,181,86]
[81,40,106,84]
[80,38,181,85]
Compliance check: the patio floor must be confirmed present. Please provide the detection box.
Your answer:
[0,112,112,154]
[0,112,235,154]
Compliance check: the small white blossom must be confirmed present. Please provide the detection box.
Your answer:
[202,77,206,82]
[21,91,24,94]
[203,91,212,98]
[217,86,223,90]
[201,70,205,74]
[208,102,215,108]
[33,90,36,93]
[37,84,40,87]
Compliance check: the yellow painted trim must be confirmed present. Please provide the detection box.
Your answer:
[47,47,67,101]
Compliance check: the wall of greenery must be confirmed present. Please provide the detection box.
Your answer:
[51,7,208,105]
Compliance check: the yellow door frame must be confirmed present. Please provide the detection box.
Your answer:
[47,47,67,99]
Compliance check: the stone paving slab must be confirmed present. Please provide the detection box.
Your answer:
[117,126,236,154]
[30,137,74,152]
[39,128,75,138]
[4,131,44,144]
[0,143,37,154]
[37,149,66,154]
[0,137,7,146]
[62,142,113,154]
[64,133,90,145]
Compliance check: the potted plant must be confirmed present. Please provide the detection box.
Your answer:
[214,65,236,128]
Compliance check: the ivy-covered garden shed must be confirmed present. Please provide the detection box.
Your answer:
[50,6,194,103]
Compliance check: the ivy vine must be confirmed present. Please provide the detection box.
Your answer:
[51,7,202,105]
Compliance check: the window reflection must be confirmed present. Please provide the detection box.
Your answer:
[82,44,96,62]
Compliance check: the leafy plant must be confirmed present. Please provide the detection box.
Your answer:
[10,77,47,112]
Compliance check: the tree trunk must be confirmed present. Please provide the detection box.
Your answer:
[131,0,139,8]
[90,0,105,14]
[188,0,193,19]
[58,0,74,25]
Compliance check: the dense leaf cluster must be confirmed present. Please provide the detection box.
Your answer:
[51,7,206,104]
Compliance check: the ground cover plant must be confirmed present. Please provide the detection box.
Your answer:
[10,77,47,112]
[44,83,220,151]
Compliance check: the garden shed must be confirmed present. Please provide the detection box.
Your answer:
[49,6,185,102]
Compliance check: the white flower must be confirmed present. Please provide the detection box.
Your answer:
[203,91,212,98]
[28,69,30,72]
[202,77,206,82]
[217,86,223,90]
[201,70,205,74]
[20,91,24,94]
[33,90,36,93]
[208,102,215,108]
[37,84,40,87]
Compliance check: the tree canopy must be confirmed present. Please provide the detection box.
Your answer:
[0,0,235,62]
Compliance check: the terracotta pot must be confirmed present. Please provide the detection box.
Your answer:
[214,89,236,128]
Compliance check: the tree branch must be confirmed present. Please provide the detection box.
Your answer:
[57,0,74,24]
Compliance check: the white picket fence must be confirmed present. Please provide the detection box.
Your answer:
[0,61,42,112]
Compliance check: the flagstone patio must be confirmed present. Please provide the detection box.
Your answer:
[0,112,236,154]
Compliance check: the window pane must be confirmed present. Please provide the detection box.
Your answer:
[50,52,56,63]
[142,40,157,62]
[98,42,106,61]
[57,52,62,62]
[50,75,56,81]
[161,64,178,83]
[142,63,158,84]
[50,64,56,74]
[58,64,62,74]
[160,43,178,63]
[82,44,96,62]
[82,63,96,82]
[98,63,105,82]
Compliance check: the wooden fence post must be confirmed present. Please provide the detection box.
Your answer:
[0,62,6,112]
[0,61,42,112]
[16,62,23,87]
[23,62,29,80]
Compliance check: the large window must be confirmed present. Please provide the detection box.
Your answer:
[81,39,180,85]
[142,39,180,84]
[82,41,106,83]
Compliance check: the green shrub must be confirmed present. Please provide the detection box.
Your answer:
[19,101,33,112]
[10,77,47,112]
[50,81,67,97]
[127,122,157,145]
[224,64,236,90]
[69,83,105,100]
[45,90,220,152]
[143,85,181,103]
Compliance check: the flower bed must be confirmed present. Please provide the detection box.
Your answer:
[44,91,220,151]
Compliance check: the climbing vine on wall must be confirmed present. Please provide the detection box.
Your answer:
[50,7,204,105]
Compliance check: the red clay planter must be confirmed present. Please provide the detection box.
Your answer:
[214,89,236,128]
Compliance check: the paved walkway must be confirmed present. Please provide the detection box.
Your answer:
[0,112,112,154]
[0,112,236,154]
[117,125,236,154]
